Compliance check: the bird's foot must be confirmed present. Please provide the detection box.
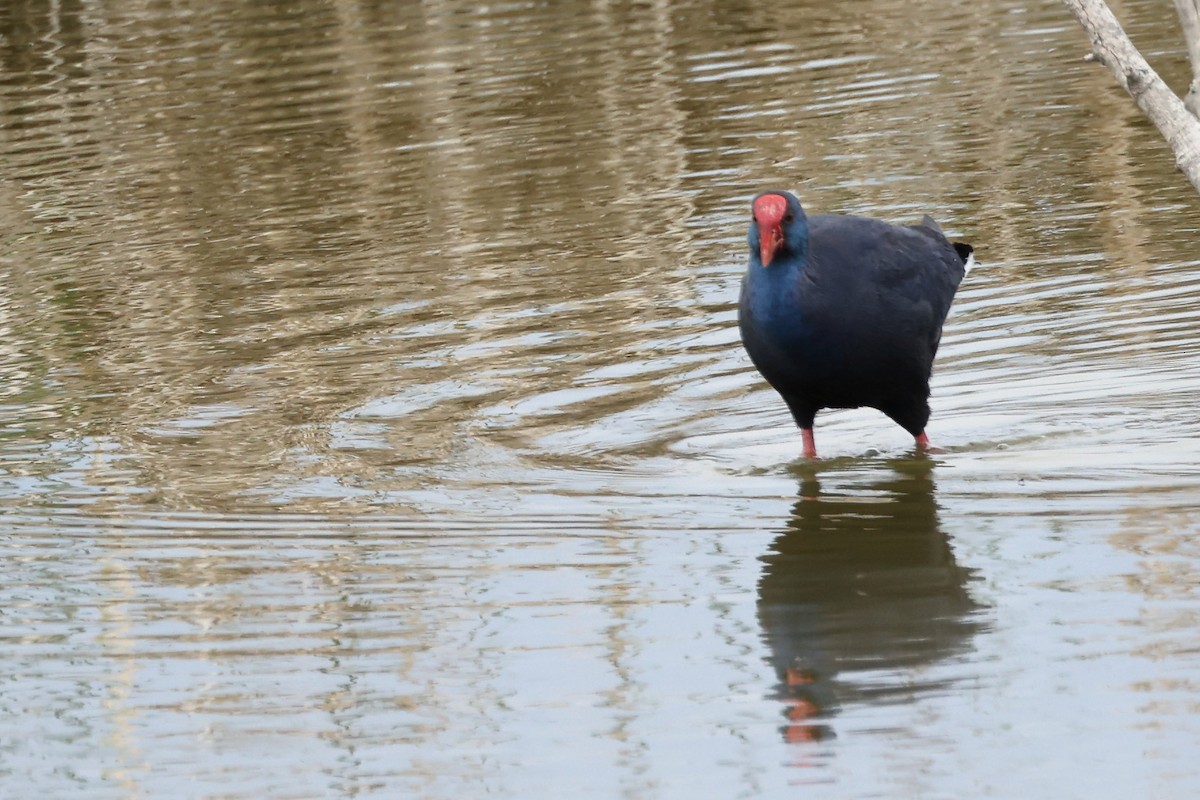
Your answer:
[914,432,946,455]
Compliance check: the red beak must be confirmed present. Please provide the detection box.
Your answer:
[753,193,790,268]
[759,223,783,267]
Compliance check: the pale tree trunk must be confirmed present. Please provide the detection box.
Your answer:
[1061,0,1200,194]
[1175,0,1200,117]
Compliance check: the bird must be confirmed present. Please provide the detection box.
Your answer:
[738,190,973,458]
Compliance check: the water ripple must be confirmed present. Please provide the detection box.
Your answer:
[4,0,1200,796]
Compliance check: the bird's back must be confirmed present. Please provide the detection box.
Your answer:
[804,213,964,340]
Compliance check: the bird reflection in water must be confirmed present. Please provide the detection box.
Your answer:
[757,457,983,745]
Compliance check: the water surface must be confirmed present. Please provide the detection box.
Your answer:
[2,0,1200,797]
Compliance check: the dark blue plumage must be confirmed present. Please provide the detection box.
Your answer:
[738,190,972,457]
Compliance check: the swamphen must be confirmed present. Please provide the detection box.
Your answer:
[738,191,973,458]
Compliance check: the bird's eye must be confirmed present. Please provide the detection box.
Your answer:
[783,213,795,223]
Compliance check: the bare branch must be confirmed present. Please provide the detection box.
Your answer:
[1061,0,1200,193]
[1175,0,1200,117]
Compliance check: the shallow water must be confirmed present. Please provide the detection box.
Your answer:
[2,0,1200,796]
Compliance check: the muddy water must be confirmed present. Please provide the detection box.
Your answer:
[2,0,1200,797]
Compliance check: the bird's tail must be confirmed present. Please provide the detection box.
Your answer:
[953,243,975,274]
[921,215,975,274]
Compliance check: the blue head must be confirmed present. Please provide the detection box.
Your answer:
[748,191,808,269]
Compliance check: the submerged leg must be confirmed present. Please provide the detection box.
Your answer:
[802,428,817,459]
[915,431,947,454]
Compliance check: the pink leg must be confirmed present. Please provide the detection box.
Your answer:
[802,428,817,459]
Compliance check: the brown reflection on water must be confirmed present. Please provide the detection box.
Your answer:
[758,458,982,744]
[0,0,719,512]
